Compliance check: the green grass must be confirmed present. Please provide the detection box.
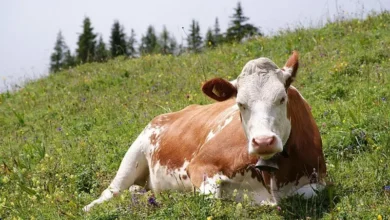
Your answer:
[1,12,390,219]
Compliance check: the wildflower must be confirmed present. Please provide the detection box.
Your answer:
[148,195,158,207]
[277,206,281,211]
[378,215,382,220]
[131,195,139,205]
[207,217,213,220]
[56,127,62,131]
[232,189,238,197]
[2,176,9,183]
[243,193,249,202]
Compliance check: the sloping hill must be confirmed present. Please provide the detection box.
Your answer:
[1,12,389,219]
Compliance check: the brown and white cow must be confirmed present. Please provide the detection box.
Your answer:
[83,51,326,212]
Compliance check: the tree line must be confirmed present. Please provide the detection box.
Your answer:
[50,2,262,73]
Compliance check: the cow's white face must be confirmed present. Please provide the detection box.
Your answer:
[202,52,299,159]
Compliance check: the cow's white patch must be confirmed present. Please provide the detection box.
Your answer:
[272,176,326,202]
[205,105,238,142]
[149,160,192,192]
[199,170,273,204]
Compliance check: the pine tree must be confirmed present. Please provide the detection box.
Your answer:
[76,17,97,63]
[226,2,261,42]
[205,29,215,48]
[50,31,67,73]
[159,26,176,55]
[95,35,109,62]
[127,29,137,57]
[63,50,76,68]
[110,21,127,57]
[187,20,202,53]
[139,26,159,55]
[213,17,223,44]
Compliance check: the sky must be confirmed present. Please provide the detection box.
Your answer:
[0,0,389,91]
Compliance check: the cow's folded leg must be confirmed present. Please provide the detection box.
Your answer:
[83,129,149,212]
[199,174,225,198]
[293,183,325,199]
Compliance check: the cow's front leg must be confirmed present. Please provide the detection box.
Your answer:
[199,173,229,198]
[187,164,227,198]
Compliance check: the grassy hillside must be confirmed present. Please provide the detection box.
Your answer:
[1,12,390,219]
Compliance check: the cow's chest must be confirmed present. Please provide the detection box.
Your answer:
[199,169,274,204]
[148,160,193,192]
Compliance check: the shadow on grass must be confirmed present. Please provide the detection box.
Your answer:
[278,184,340,219]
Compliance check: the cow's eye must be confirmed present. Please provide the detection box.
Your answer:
[237,103,246,110]
[280,97,286,104]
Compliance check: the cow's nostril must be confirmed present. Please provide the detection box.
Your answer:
[268,136,275,145]
[252,136,275,148]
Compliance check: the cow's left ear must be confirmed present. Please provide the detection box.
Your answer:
[282,51,299,88]
[202,78,237,101]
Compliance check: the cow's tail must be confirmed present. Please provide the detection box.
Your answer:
[83,128,150,212]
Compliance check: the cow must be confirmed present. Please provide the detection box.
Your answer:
[83,51,327,212]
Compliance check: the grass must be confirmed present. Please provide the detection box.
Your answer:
[1,11,390,219]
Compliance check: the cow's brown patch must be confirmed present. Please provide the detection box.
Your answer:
[151,101,236,171]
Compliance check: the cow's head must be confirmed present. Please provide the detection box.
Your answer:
[202,51,299,160]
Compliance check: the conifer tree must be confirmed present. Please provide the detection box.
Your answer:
[110,20,127,57]
[187,20,202,53]
[127,29,137,57]
[213,17,223,44]
[159,26,176,55]
[50,31,68,73]
[95,35,109,62]
[63,50,76,68]
[139,26,159,55]
[226,2,261,42]
[76,17,97,63]
[205,29,215,48]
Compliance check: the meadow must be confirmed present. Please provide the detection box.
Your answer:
[1,12,390,219]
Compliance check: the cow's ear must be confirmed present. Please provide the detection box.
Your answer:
[282,51,299,88]
[202,78,237,101]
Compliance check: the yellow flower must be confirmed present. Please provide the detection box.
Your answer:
[2,176,9,183]
[207,217,213,220]
[243,193,249,202]
[378,215,382,220]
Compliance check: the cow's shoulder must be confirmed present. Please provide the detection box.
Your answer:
[186,106,259,186]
